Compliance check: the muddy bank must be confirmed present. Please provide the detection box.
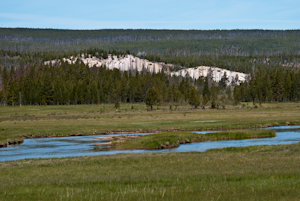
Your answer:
[98,121,298,135]
[95,135,141,147]
[21,131,100,139]
[17,121,300,139]
[0,139,24,148]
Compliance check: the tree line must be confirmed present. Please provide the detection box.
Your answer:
[0,60,200,107]
[234,68,300,103]
[1,28,299,58]
[0,56,299,108]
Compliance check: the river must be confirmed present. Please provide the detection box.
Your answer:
[1,125,300,162]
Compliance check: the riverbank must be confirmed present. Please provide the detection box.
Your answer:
[1,142,300,200]
[106,130,277,150]
[0,102,299,145]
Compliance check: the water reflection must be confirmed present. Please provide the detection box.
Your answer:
[1,126,300,162]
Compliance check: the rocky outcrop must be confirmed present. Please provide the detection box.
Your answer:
[170,66,247,84]
[45,55,248,85]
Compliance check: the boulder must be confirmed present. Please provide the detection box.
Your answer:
[185,139,191,143]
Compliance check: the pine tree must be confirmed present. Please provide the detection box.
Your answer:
[188,87,200,108]
[202,94,208,108]
[114,100,120,110]
[145,87,159,110]
[202,77,211,100]
[219,72,228,89]
[7,79,18,106]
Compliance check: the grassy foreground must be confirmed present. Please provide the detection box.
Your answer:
[0,102,300,144]
[1,142,300,200]
[111,130,276,150]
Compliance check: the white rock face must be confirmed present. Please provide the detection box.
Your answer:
[170,66,247,84]
[45,55,248,85]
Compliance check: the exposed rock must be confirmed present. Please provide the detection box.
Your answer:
[96,142,112,146]
[170,66,247,84]
[45,55,248,85]
[185,139,191,143]
[95,135,142,147]
[94,136,113,141]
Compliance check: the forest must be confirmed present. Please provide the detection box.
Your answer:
[0,28,300,107]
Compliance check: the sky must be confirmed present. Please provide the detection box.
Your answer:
[0,0,300,30]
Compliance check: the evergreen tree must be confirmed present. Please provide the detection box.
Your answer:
[188,87,200,108]
[145,87,159,110]
[219,72,228,89]
[202,94,208,108]
[7,79,18,106]
[114,100,120,110]
[203,77,211,100]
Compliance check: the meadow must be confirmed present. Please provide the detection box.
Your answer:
[0,142,300,200]
[110,130,276,150]
[1,102,300,200]
[0,102,300,144]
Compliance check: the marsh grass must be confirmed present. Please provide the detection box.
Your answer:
[0,102,299,143]
[111,130,276,150]
[204,130,276,139]
[0,102,299,200]
[1,142,300,200]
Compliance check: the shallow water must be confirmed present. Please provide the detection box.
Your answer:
[1,126,300,162]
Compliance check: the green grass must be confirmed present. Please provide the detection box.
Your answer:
[1,142,300,200]
[0,102,300,144]
[204,130,277,139]
[111,130,276,150]
[0,103,299,200]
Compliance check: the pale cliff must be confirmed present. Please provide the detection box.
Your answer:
[45,55,248,85]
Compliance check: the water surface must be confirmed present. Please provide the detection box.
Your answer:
[1,126,300,162]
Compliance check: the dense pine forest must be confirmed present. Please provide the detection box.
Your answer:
[0,28,300,107]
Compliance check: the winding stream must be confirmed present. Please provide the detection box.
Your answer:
[1,126,300,162]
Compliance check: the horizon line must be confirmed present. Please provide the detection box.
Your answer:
[1,27,300,31]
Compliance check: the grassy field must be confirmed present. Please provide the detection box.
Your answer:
[1,102,300,200]
[0,102,300,143]
[111,130,276,150]
[1,142,300,200]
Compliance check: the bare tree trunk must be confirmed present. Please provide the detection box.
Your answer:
[19,91,22,106]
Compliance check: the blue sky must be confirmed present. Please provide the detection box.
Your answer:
[0,0,299,30]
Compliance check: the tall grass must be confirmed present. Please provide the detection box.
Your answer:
[1,142,300,200]
[0,102,299,143]
[111,130,276,150]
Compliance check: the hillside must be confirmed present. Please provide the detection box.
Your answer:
[1,28,300,56]
[45,54,247,85]
[0,29,300,106]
